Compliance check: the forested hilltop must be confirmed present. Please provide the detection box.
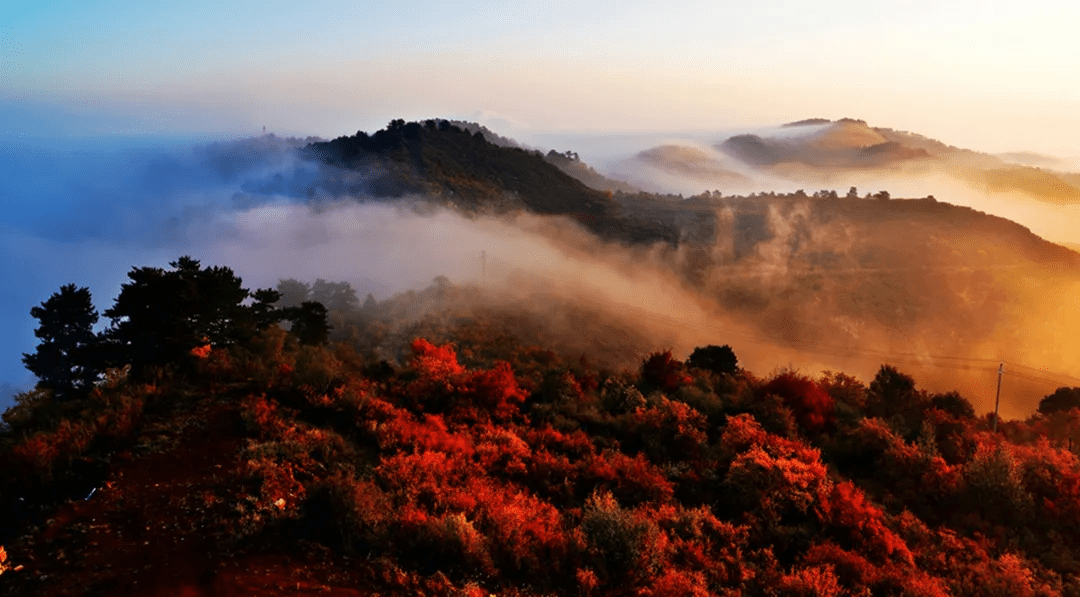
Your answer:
[302,119,677,245]
[5,259,1080,595]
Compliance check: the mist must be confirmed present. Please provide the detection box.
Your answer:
[4,124,1080,422]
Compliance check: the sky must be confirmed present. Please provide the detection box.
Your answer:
[3,0,1080,155]
[2,0,1080,408]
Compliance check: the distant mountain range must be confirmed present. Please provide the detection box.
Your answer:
[623,117,1080,204]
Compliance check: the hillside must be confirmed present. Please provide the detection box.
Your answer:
[709,119,1080,203]
[297,120,1080,409]
[6,263,1080,595]
[302,120,676,245]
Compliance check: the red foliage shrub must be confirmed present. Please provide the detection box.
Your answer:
[719,413,820,465]
[474,426,531,477]
[583,451,676,505]
[410,338,465,379]
[777,564,843,596]
[761,372,835,433]
[454,361,527,421]
[802,542,877,587]
[376,450,476,512]
[641,350,691,393]
[377,412,475,457]
[467,478,572,579]
[640,569,711,597]
[725,444,831,523]
[405,338,526,422]
[626,396,709,463]
[522,426,594,457]
[819,481,913,565]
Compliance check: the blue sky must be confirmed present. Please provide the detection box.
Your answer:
[3,0,1079,153]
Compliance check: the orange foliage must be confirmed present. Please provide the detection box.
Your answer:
[627,396,709,462]
[405,338,526,422]
[820,481,913,564]
[410,338,465,378]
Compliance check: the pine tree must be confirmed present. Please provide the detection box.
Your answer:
[22,284,102,399]
[102,257,254,376]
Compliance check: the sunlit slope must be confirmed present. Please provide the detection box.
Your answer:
[704,118,1080,204]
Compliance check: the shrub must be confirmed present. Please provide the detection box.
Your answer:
[304,474,391,552]
[962,439,1034,525]
[641,350,690,393]
[580,490,661,583]
[761,372,835,434]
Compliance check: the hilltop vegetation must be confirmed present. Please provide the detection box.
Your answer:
[303,119,677,245]
[5,261,1080,595]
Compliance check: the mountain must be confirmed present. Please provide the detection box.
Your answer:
[302,119,677,244]
[295,120,1080,396]
[710,118,1080,203]
[720,118,935,169]
[610,145,751,193]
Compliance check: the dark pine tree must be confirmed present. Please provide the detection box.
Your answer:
[22,284,102,399]
[102,257,255,377]
[287,301,331,345]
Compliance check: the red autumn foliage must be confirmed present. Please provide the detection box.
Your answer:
[625,396,710,466]
[641,350,691,393]
[761,372,835,433]
[404,338,525,422]
[15,304,1080,597]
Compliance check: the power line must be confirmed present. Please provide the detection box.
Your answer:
[606,299,1080,385]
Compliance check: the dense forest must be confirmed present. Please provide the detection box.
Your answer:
[4,259,1080,595]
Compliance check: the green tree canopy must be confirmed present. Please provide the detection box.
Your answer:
[311,279,359,312]
[287,301,331,345]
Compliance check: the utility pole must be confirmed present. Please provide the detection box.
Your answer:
[992,362,1004,432]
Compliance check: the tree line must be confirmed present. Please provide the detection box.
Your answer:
[21,257,331,401]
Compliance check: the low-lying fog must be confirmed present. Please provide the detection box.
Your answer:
[3,124,1079,420]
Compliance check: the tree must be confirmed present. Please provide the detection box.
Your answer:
[867,365,927,423]
[761,372,835,433]
[286,301,330,345]
[1038,387,1080,415]
[930,391,976,420]
[686,344,738,376]
[275,278,310,308]
[311,279,359,312]
[21,284,102,399]
[103,257,256,376]
[251,288,285,330]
